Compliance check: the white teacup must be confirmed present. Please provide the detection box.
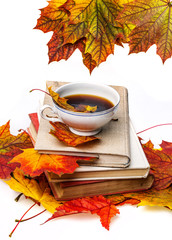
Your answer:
[40,82,120,136]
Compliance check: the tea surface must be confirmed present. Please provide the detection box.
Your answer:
[65,94,114,112]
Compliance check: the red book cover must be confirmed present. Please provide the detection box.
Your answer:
[29,113,39,133]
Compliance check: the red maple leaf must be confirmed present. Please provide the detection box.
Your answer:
[0,121,33,179]
[141,140,172,190]
[45,195,120,230]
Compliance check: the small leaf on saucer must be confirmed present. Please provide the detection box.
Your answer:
[49,121,99,147]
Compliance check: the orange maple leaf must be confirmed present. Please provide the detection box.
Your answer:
[0,121,33,179]
[118,0,172,63]
[49,121,99,147]
[108,138,172,210]
[10,148,94,177]
[34,0,125,72]
[142,140,172,190]
[46,195,120,230]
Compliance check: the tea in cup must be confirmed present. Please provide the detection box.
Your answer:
[40,82,120,136]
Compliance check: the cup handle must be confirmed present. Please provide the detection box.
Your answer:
[40,104,63,123]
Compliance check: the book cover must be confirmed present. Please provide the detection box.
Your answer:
[46,121,150,182]
[34,81,130,168]
[28,112,152,200]
[47,174,154,200]
[28,112,150,182]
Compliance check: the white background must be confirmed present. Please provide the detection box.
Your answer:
[0,0,172,239]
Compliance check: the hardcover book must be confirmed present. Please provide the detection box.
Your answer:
[28,112,150,182]
[28,112,151,199]
[34,81,130,168]
[46,120,150,182]
[47,175,154,200]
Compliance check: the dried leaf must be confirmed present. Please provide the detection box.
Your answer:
[118,0,172,63]
[4,168,61,213]
[109,139,172,210]
[10,148,94,177]
[142,140,172,190]
[48,86,75,111]
[74,104,97,113]
[46,195,120,230]
[0,121,33,179]
[35,0,125,72]
[34,0,74,33]
[122,186,172,210]
[109,196,140,206]
[48,86,97,113]
[49,121,99,146]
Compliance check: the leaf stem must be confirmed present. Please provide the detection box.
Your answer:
[9,202,38,237]
[137,123,172,135]
[30,88,50,96]
[15,209,47,223]
[15,193,23,202]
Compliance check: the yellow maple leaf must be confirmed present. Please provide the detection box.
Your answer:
[4,168,61,213]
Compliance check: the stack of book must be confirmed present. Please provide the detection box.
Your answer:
[28,81,153,200]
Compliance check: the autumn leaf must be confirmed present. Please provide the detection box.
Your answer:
[46,195,120,230]
[34,0,172,71]
[118,0,172,63]
[35,0,126,72]
[65,0,125,64]
[110,186,172,210]
[34,0,75,33]
[9,148,94,177]
[141,140,172,190]
[49,121,99,146]
[47,31,78,63]
[4,168,62,213]
[160,140,172,155]
[48,86,75,111]
[48,86,97,112]
[108,138,172,210]
[0,154,20,180]
[0,121,33,179]
[108,195,140,206]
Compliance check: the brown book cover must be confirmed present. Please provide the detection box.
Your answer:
[34,81,130,168]
[47,175,154,200]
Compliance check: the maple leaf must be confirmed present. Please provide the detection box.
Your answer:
[109,185,172,210]
[46,195,120,230]
[48,86,75,111]
[118,0,172,63]
[142,140,172,190]
[49,121,99,146]
[48,86,97,112]
[0,121,33,179]
[35,0,126,72]
[34,0,75,33]
[116,186,172,210]
[108,195,140,206]
[9,148,94,177]
[47,31,78,63]
[108,138,172,210]
[4,168,62,213]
